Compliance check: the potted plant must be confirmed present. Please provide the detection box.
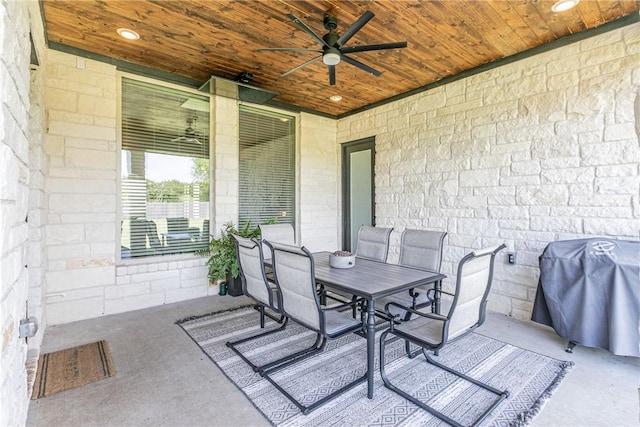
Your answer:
[198,221,261,296]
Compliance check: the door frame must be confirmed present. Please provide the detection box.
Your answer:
[341,136,375,251]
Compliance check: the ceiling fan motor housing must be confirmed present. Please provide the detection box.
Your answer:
[323,32,339,47]
[323,14,338,31]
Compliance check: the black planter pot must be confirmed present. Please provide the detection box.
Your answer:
[226,272,244,297]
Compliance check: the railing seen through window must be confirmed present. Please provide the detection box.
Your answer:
[120,77,210,259]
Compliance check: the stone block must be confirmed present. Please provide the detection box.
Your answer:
[604,123,637,141]
[582,141,640,166]
[46,296,104,325]
[579,42,626,66]
[46,265,115,292]
[104,282,150,299]
[531,216,582,233]
[488,205,529,220]
[516,185,569,206]
[541,167,594,184]
[46,224,84,244]
[49,193,115,214]
[595,176,639,194]
[459,168,499,187]
[584,218,640,237]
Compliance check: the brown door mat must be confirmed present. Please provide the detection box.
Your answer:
[31,340,115,399]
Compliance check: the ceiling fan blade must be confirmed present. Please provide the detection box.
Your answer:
[336,10,374,47]
[341,54,382,77]
[257,48,322,53]
[287,13,330,47]
[329,65,336,86]
[341,41,407,54]
[281,56,322,78]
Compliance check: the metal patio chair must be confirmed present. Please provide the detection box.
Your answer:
[354,225,393,262]
[327,225,393,314]
[380,244,508,427]
[259,223,295,258]
[379,228,447,320]
[259,223,295,281]
[225,234,289,372]
[262,241,367,415]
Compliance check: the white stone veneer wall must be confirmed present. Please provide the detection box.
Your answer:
[1,0,46,424]
[42,51,338,324]
[337,23,640,320]
[299,112,339,251]
[43,55,216,324]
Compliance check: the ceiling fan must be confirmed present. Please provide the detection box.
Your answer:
[171,117,202,145]
[258,11,407,86]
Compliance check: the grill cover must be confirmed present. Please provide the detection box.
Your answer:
[532,238,640,357]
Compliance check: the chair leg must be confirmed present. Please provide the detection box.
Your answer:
[380,331,509,427]
[262,335,367,415]
[258,333,325,375]
[226,316,289,372]
[253,304,285,324]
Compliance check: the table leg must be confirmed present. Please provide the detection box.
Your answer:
[433,279,442,314]
[366,298,375,398]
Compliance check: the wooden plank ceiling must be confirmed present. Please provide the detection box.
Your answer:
[42,0,639,117]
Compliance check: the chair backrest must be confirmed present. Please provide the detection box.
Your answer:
[399,229,447,272]
[145,220,163,251]
[259,223,295,259]
[167,217,188,233]
[201,219,210,243]
[231,233,273,307]
[267,241,322,332]
[355,226,393,262]
[446,244,506,341]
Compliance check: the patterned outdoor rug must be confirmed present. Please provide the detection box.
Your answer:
[177,306,573,426]
[31,340,115,399]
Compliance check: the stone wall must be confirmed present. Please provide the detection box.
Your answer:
[42,57,216,324]
[299,112,339,251]
[43,51,120,324]
[337,23,640,320]
[42,52,338,324]
[0,0,46,424]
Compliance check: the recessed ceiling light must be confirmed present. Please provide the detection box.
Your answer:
[551,0,579,13]
[117,28,140,40]
[330,95,342,102]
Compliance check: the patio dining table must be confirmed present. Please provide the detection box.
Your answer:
[310,251,446,399]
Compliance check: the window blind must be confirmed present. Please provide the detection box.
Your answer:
[120,77,210,259]
[238,105,295,229]
[122,78,210,158]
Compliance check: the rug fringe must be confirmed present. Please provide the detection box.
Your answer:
[174,304,253,325]
[511,361,575,427]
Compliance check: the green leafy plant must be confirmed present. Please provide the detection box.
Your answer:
[198,219,277,284]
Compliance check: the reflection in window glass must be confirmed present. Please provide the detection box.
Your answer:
[120,77,210,259]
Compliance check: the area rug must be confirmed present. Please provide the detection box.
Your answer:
[177,306,573,426]
[31,340,115,399]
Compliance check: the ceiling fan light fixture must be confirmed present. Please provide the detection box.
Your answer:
[323,49,341,66]
[117,28,140,40]
[551,0,579,12]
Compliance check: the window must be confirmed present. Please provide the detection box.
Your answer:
[120,77,210,259]
[238,106,295,229]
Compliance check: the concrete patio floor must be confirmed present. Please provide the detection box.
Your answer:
[26,295,639,426]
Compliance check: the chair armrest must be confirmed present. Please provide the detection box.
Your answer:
[426,288,454,302]
[322,297,365,312]
[385,301,447,322]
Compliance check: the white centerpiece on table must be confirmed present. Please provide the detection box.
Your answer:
[329,250,356,269]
